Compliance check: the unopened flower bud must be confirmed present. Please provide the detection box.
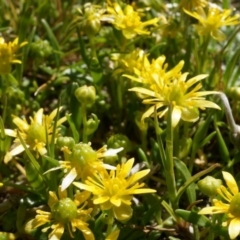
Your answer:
[74,85,96,107]
[51,198,78,223]
[57,137,75,150]
[229,193,240,217]
[107,134,132,153]
[86,114,100,135]
[198,176,222,197]
[72,143,97,165]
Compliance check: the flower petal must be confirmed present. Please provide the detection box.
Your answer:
[61,168,78,191]
[113,204,133,221]
[228,218,240,239]
[222,171,239,196]
[172,106,182,127]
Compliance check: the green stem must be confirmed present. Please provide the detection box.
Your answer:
[81,104,88,143]
[165,105,177,209]
[117,77,123,109]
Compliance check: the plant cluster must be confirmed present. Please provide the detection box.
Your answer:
[1,0,240,240]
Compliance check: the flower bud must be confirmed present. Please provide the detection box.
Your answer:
[74,85,96,107]
[227,87,240,101]
[86,114,100,135]
[51,198,78,223]
[57,137,75,150]
[71,143,97,165]
[107,134,132,153]
[198,176,222,197]
[26,123,46,145]
[79,3,106,37]
[229,193,240,217]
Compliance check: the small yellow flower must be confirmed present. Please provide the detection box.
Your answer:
[4,107,67,163]
[74,158,156,222]
[111,49,149,77]
[128,59,220,127]
[107,3,159,39]
[29,187,94,240]
[198,171,240,240]
[46,143,122,191]
[0,37,27,74]
[184,5,240,41]
[125,55,184,85]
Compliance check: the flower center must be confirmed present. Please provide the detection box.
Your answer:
[51,198,78,223]
[229,193,240,217]
[26,123,46,146]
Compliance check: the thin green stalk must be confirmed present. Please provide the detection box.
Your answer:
[165,105,177,209]
[81,104,88,143]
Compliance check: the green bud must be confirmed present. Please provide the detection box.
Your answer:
[57,137,75,150]
[31,39,53,58]
[229,193,240,217]
[51,198,78,223]
[198,176,222,197]
[227,87,240,101]
[27,123,46,145]
[86,114,100,135]
[107,134,132,153]
[74,85,96,107]
[71,143,97,166]
[79,3,104,37]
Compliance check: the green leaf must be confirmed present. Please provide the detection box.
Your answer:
[174,158,196,204]
[199,131,216,148]
[41,19,61,67]
[175,163,220,205]
[215,125,230,162]
[175,209,211,227]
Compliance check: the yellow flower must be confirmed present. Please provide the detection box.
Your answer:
[128,60,220,127]
[4,107,67,163]
[198,171,240,240]
[73,158,156,221]
[45,143,122,191]
[107,3,159,39]
[125,55,184,85]
[111,49,149,77]
[0,37,27,74]
[29,187,94,240]
[184,5,240,41]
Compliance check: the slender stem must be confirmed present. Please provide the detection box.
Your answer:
[165,105,177,209]
[81,104,88,143]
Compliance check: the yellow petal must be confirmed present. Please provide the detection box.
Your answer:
[228,218,240,239]
[94,196,110,204]
[127,169,150,185]
[106,229,120,240]
[198,205,228,215]
[49,223,64,240]
[48,191,58,207]
[131,188,156,194]
[222,171,239,196]
[172,106,182,127]
[181,107,199,122]
[73,182,95,192]
[61,168,78,191]
[73,221,95,240]
[110,196,121,207]
[113,204,133,221]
